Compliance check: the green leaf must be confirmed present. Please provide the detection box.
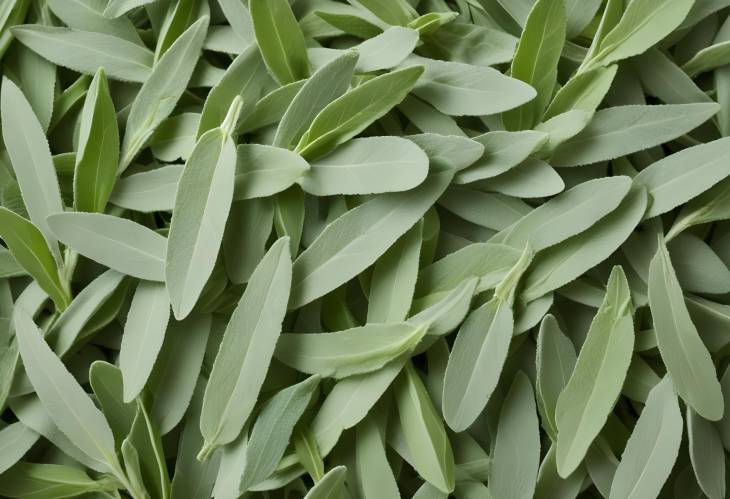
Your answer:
[368,222,422,323]
[544,65,617,120]
[502,0,566,131]
[234,144,309,200]
[555,267,634,477]
[151,113,199,162]
[11,25,153,82]
[393,362,455,493]
[648,237,723,421]
[522,185,648,302]
[669,176,730,239]
[197,44,270,138]
[199,237,291,458]
[442,297,513,432]
[290,170,451,308]
[303,466,347,499]
[0,208,69,310]
[687,408,726,499]
[241,375,320,491]
[104,0,158,18]
[0,423,38,474]
[551,103,719,167]
[124,400,170,499]
[89,361,136,445]
[586,0,694,69]
[274,50,358,150]
[1,76,64,260]
[409,55,537,117]
[166,111,236,320]
[608,377,682,499]
[295,65,424,160]
[119,281,170,402]
[109,164,183,213]
[635,136,730,219]
[14,308,122,475]
[250,0,309,84]
[536,315,576,441]
[47,212,167,282]
[0,461,118,499]
[490,176,632,252]
[489,372,541,499]
[300,137,428,196]
[455,130,548,183]
[275,323,427,378]
[73,68,119,213]
[120,16,208,170]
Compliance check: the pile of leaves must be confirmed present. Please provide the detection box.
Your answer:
[2,0,730,497]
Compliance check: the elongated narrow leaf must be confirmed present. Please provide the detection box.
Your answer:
[295,65,424,160]
[608,377,682,499]
[1,77,64,259]
[14,308,120,474]
[241,376,320,491]
[250,0,309,84]
[555,267,634,477]
[0,208,69,310]
[536,315,577,441]
[442,298,513,432]
[73,68,119,213]
[11,25,153,81]
[199,237,291,458]
[491,176,631,252]
[0,423,38,474]
[648,238,724,421]
[502,0,566,131]
[300,136,429,196]
[120,17,208,170]
[47,212,167,281]
[110,164,182,213]
[166,120,236,320]
[276,323,426,378]
[119,281,170,402]
[273,49,358,150]
[393,362,455,493]
[635,136,730,219]
[688,408,726,499]
[552,103,719,167]
[489,372,541,499]
[291,171,450,308]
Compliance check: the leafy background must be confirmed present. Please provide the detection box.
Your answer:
[0,0,730,498]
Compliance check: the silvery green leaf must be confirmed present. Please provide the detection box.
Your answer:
[0,422,38,474]
[303,466,347,499]
[290,170,451,309]
[608,377,682,499]
[199,237,291,458]
[408,55,536,117]
[119,281,170,402]
[555,267,634,477]
[648,238,724,421]
[11,25,153,82]
[120,17,208,170]
[234,144,309,200]
[687,407,726,499]
[47,212,167,282]
[1,77,64,260]
[240,376,320,491]
[275,322,427,379]
[109,165,183,213]
[552,104,719,167]
[489,372,540,499]
[299,137,428,196]
[394,362,455,493]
